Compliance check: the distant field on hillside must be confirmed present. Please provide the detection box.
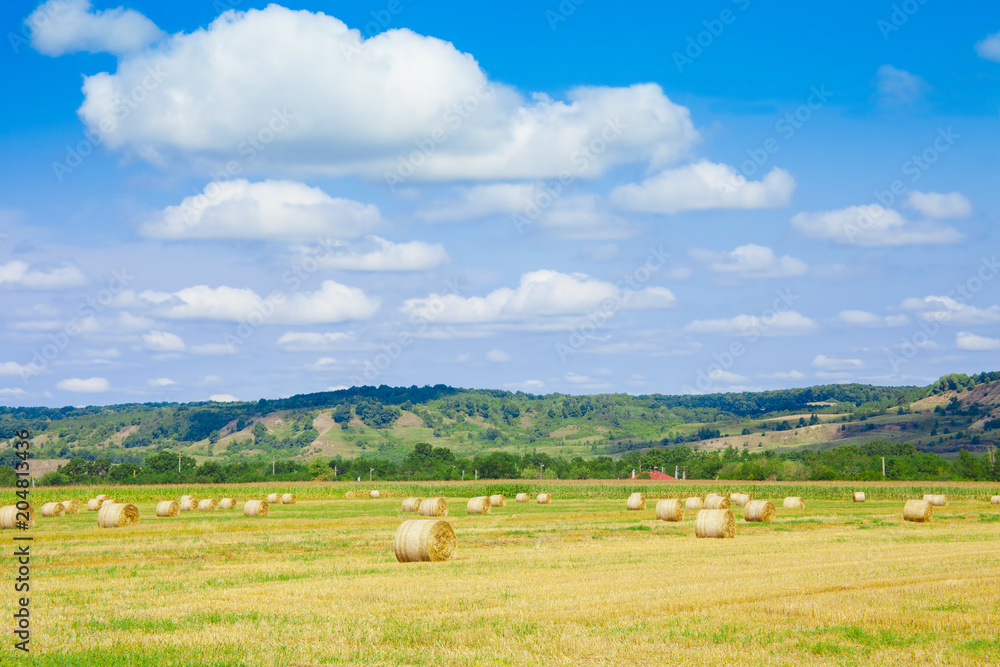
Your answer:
[7,481,999,666]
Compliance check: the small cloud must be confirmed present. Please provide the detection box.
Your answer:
[692,244,807,279]
[148,378,175,387]
[903,191,971,219]
[208,394,240,402]
[565,372,592,384]
[190,343,236,355]
[503,379,545,392]
[0,361,34,376]
[143,330,186,352]
[486,349,510,362]
[838,310,909,328]
[683,311,818,337]
[872,64,929,106]
[811,355,863,370]
[708,369,749,384]
[57,377,110,392]
[0,261,87,290]
[975,31,1000,62]
[0,387,26,397]
[956,331,1000,351]
[759,370,805,380]
[277,332,354,351]
[198,375,222,385]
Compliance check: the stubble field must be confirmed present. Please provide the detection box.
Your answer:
[4,481,1000,667]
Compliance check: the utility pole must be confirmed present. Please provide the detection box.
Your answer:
[369,467,374,482]
[272,457,275,475]
[178,453,182,474]
[539,463,544,479]
[882,457,886,478]
[333,465,338,477]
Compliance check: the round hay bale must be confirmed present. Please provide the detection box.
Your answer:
[219,498,236,509]
[41,502,65,518]
[515,493,530,502]
[394,519,456,563]
[489,494,506,508]
[695,509,734,538]
[369,490,380,498]
[626,492,646,511]
[281,493,296,505]
[744,500,776,523]
[466,496,491,514]
[95,494,110,502]
[401,497,423,512]
[684,497,704,510]
[197,499,219,511]
[852,491,866,503]
[991,495,999,505]
[783,496,805,509]
[97,503,139,529]
[0,505,34,530]
[922,494,947,506]
[730,492,752,507]
[655,499,684,522]
[345,491,356,499]
[86,497,109,511]
[60,500,79,514]
[537,493,552,504]
[418,498,448,517]
[179,498,198,512]
[179,494,198,506]
[904,499,933,522]
[703,493,730,510]
[155,501,180,517]
[266,493,281,504]
[243,500,269,517]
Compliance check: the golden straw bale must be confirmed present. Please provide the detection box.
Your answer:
[418,498,448,517]
[97,503,139,528]
[281,493,296,504]
[197,499,218,511]
[179,498,198,511]
[219,498,236,509]
[243,500,269,517]
[41,502,65,518]
[369,490,380,498]
[684,497,704,510]
[86,497,109,511]
[626,492,646,511]
[695,509,735,538]
[852,491,866,502]
[266,493,281,504]
[904,499,933,522]
[344,491,356,499]
[489,494,506,507]
[401,497,423,512]
[60,500,79,514]
[922,494,947,506]
[155,501,180,517]
[537,493,552,504]
[730,492,752,507]
[95,494,110,502]
[744,500,776,523]
[991,495,999,505]
[515,493,530,502]
[179,494,198,506]
[466,496,491,514]
[703,493,730,510]
[0,505,34,529]
[783,497,805,509]
[655,499,684,522]
[393,519,456,563]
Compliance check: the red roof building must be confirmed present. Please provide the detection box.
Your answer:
[630,469,677,481]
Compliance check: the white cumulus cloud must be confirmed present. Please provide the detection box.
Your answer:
[683,311,817,337]
[901,296,1000,326]
[903,191,971,219]
[956,332,1000,350]
[140,180,381,241]
[27,0,164,56]
[57,377,110,392]
[791,205,962,246]
[692,244,807,279]
[975,31,1000,62]
[0,262,87,289]
[148,378,176,387]
[838,310,909,327]
[610,161,795,214]
[811,355,863,370]
[277,332,354,351]
[143,330,186,352]
[208,394,240,402]
[317,237,448,271]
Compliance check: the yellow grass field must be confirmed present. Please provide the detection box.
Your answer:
[3,482,1000,666]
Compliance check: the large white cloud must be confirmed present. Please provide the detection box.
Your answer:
[27,0,164,56]
[610,161,795,214]
[691,244,807,279]
[683,311,818,336]
[401,270,675,323]
[903,191,971,219]
[57,377,110,392]
[791,205,962,246]
[74,6,697,179]
[901,296,1000,326]
[0,261,87,289]
[136,281,380,324]
[317,237,448,271]
[140,180,380,241]
[956,332,1000,350]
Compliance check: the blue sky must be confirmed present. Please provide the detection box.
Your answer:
[1,0,998,406]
